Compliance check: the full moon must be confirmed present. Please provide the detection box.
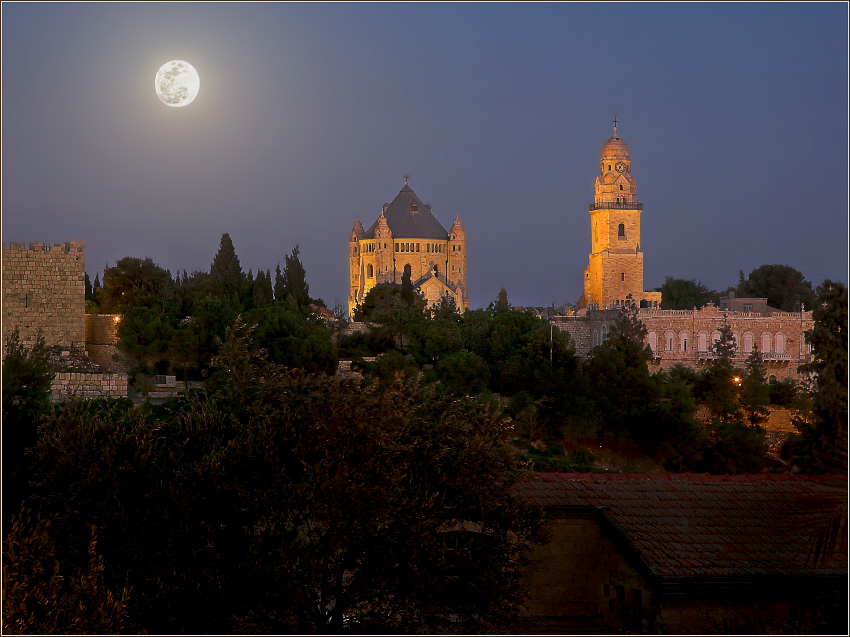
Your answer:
[155,60,200,107]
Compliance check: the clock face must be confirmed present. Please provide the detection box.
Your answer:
[615,161,627,173]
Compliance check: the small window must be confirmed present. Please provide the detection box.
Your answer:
[367,264,374,278]
[743,303,753,312]
[621,272,625,281]
[619,184,623,191]
[416,243,420,252]
[608,164,611,171]
[618,223,625,238]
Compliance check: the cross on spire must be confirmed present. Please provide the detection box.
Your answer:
[612,115,619,134]
[403,173,410,184]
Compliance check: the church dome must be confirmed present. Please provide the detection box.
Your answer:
[601,134,629,160]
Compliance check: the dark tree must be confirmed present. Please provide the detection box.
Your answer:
[740,344,770,427]
[493,288,510,314]
[401,263,415,306]
[92,273,103,307]
[736,264,817,312]
[273,262,284,302]
[702,321,742,424]
[784,280,848,473]
[657,276,720,310]
[101,257,174,313]
[5,324,546,633]
[280,244,310,307]
[209,233,243,300]
[84,272,93,302]
[2,331,55,527]
[251,269,273,308]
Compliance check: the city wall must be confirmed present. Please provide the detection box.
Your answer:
[2,241,86,349]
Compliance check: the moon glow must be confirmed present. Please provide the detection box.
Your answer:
[155,60,200,107]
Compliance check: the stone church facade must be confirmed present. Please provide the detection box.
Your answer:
[348,180,468,317]
[556,127,813,382]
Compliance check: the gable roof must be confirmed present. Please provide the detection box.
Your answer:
[364,184,449,240]
[517,473,847,581]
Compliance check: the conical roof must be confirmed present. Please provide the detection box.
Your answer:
[364,183,448,240]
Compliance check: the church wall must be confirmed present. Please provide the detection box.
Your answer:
[2,241,85,349]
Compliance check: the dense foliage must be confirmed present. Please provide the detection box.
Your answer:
[3,324,545,634]
[783,280,848,472]
[736,264,817,312]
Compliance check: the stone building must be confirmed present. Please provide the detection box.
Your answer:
[2,240,127,400]
[579,124,661,310]
[2,241,86,349]
[517,473,847,634]
[348,179,468,317]
[554,127,814,382]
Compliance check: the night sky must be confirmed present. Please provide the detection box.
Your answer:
[2,2,847,311]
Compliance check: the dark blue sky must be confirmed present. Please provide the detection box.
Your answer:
[3,2,847,310]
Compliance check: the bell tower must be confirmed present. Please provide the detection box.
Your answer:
[580,121,661,310]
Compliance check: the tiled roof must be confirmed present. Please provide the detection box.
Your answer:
[364,184,449,240]
[517,473,848,580]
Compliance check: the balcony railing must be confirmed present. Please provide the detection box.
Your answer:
[589,201,642,211]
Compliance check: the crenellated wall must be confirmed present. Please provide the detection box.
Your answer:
[2,241,85,349]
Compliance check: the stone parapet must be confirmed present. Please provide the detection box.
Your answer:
[50,371,128,402]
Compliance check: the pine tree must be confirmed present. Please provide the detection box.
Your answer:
[787,280,848,472]
[209,233,243,300]
[281,245,310,307]
[740,343,770,427]
[401,264,415,306]
[702,321,742,424]
[494,288,510,314]
[252,270,273,308]
[274,262,284,302]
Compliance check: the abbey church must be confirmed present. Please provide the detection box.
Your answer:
[348,179,468,316]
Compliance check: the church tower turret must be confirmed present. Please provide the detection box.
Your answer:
[580,122,661,310]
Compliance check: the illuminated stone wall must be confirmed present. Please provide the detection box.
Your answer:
[2,241,85,349]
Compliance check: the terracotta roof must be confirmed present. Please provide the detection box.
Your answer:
[364,183,449,240]
[517,473,848,580]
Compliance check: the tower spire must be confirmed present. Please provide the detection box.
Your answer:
[612,115,619,136]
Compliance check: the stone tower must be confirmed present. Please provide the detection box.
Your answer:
[348,179,468,317]
[580,125,661,310]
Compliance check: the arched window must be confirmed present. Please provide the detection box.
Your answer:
[367,264,373,278]
[761,333,772,353]
[711,331,721,350]
[698,332,707,352]
[775,333,786,354]
[647,331,657,353]
[665,331,675,351]
[601,325,608,341]
[679,331,689,352]
[619,184,623,191]
[743,332,754,354]
[769,375,777,384]
[593,330,599,347]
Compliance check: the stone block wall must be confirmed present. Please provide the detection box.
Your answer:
[2,241,85,349]
[84,313,131,373]
[51,371,128,402]
[551,304,813,382]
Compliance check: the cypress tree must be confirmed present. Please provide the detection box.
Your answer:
[740,344,770,427]
[281,245,310,307]
[209,233,243,300]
